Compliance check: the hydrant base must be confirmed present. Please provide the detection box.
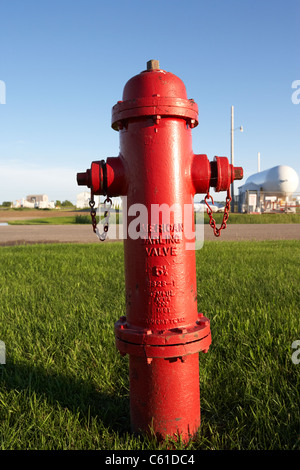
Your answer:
[129,353,201,443]
[115,312,211,442]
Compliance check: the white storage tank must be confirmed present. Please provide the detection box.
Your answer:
[245,165,299,196]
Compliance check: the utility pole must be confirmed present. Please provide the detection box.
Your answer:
[230,106,243,212]
[231,106,234,212]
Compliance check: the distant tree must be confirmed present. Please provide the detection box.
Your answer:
[55,200,62,207]
[1,201,12,207]
[61,200,74,207]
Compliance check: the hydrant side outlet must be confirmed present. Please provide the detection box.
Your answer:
[77,60,243,443]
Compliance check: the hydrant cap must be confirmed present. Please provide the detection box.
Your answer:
[111,60,199,130]
[122,61,188,100]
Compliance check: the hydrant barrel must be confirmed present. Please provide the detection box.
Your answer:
[77,60,243,442]
[114,64,208,440]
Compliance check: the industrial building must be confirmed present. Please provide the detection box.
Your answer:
[238,165,299,213]
[13,194,55,209]
[76,191,93,209]
[76,192,122,210]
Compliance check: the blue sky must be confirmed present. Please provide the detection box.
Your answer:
[0,0,299,204]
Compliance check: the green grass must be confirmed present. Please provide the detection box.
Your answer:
[8,215,96,225]
[7,212,300,225]
[8,213,121,225]
[0,241,299,450]
[203,212,300,224]
[8,216,78,225]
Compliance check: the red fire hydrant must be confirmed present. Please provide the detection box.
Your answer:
[77,60,243,442]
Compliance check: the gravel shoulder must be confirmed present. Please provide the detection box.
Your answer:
[0,224,299,246]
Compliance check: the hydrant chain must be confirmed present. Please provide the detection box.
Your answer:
[89,195,112,241]
[205,188,232,237]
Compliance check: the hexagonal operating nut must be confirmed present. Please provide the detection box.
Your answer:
[147,60,160,70]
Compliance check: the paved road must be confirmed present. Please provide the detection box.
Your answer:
[0,224,299,246]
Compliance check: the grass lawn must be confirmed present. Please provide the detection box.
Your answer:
[205,212,300,224]
[7,216,79,225]
[6,212,300,225]
[0,241,299,450]
[8,214,110,225]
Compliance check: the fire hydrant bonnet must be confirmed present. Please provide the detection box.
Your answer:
[111,63,199,131]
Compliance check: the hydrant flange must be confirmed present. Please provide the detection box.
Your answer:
[115,312,211,359]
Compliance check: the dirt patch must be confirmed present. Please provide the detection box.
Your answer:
[0,209,88,222]
[204,223,300,241]
[0,224,299,246]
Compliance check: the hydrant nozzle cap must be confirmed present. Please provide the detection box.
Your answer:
[234,167,244,180]
[147,59,160,70]
[77,170,90,187]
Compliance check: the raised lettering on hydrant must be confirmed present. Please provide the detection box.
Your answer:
[77,60,243,442]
